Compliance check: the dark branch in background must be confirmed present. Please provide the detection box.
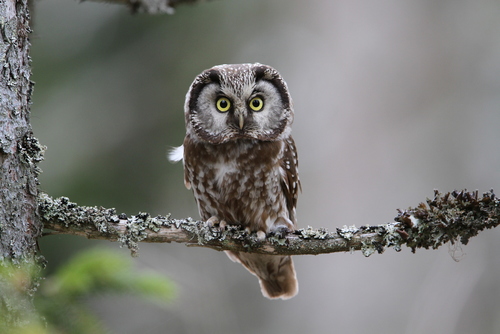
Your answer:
[38,190,500,257]
[86,0,210,14]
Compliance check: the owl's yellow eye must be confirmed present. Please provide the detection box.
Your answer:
[249,97,264,111]
[216,97,231,112]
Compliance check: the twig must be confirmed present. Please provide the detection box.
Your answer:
[38,190,500,257]
[83,0,209,15]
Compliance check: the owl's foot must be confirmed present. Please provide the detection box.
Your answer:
[269,217,294,239]
[243,227,267,242]
[256,230,266,242]
[270,226,293,239]
[206,216,227,237]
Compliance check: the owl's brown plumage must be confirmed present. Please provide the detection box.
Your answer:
[172,63,300,299]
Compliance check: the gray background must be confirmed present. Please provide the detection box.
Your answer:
[32,0,500,333]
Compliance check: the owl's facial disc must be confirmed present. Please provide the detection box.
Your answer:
[186,64,293,144]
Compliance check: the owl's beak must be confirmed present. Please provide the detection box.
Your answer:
[238,113,244,129]
[234,109,246,130]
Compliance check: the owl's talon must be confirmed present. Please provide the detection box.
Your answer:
[206,216,219,226]
[256,230,266,242]
[207,216,226,237]
[270,226,293,239]
[270,217,294,239]
[219,220,227,230]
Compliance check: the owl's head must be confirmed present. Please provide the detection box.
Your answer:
[184,63,293,144]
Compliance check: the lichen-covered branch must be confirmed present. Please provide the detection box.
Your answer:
[38,190,500,257]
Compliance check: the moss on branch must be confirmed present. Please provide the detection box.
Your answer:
[38,190,500,257]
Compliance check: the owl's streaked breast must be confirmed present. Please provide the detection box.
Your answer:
[183,135,286,232]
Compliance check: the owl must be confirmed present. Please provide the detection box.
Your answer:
[170,63,300,300]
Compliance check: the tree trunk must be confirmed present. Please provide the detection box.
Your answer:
[0,0,44,327]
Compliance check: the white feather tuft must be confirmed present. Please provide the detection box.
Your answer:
[168,145,184,162]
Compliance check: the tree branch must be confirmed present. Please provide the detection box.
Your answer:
[86,0,210,15]
[38,190,500,257]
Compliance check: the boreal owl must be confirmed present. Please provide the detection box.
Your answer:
[170,63,300,300]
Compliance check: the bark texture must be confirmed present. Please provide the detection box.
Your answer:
[0,0,44,328]
[0,0,42,263]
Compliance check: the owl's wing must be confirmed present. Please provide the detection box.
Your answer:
[280,137,301,224]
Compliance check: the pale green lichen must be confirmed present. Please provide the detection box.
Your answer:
[379,223,403,252]
[395,190,500,252]
[268,234,287,246]
[297,226,330,239]
[337,225,359,241]
[361,240,376,257]
[18,134,46,178]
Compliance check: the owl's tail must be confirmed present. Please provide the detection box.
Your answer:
[225,251,298,300]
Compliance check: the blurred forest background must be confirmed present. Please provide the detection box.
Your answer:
[31,0,500,333]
